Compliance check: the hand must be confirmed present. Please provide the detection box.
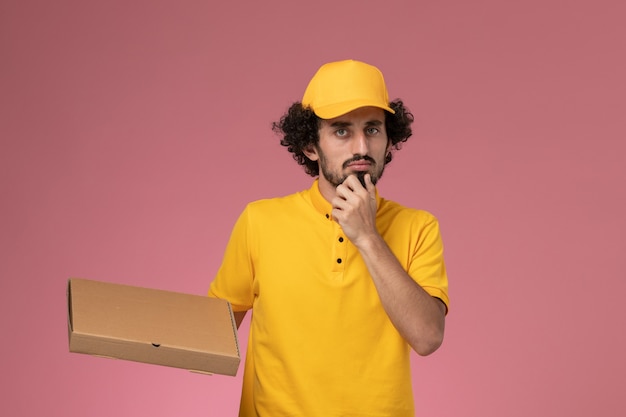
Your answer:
[331,173,378,247]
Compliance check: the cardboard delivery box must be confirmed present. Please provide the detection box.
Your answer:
[67,278,240,376]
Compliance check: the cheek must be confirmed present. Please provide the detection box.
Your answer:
[374,140,391,158]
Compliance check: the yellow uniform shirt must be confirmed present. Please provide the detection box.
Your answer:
[209,180,449,417]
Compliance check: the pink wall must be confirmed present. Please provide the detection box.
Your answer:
[1,0,625,416]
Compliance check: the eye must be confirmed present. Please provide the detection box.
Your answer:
[366,127,380,135]
[335,128,349,137]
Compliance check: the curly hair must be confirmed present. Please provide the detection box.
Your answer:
[273,100,414,176]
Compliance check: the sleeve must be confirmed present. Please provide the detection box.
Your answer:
[409,215,450,313]
[207,206,256,312]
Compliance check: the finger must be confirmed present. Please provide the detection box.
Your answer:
[341,174,358,191]
[345,174,368,193]
[337,176,361,198]
[334,183,351,201]
[331,195,348,211]
[365,173,376,194]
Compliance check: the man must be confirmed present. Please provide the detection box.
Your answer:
[209,59,449,417]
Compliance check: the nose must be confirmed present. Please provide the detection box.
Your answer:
[352,131,369,156]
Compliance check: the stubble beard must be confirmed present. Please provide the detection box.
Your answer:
[318,151,386,188]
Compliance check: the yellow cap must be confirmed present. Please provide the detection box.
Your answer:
[301,60,395,119]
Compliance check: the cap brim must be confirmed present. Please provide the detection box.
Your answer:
[313,101,395,119]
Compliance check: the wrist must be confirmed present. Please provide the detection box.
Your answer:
[353,231,384,253]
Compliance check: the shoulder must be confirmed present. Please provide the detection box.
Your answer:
[378,198,439,227]
[377,198,445,254]
[246,190,306,210]
[241,189,310,221]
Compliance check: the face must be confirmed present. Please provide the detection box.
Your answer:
[305,106,390,189]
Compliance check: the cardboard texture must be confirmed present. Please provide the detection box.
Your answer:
[67,278,240,376]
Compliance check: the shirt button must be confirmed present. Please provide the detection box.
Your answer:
[325,214,330,219]
[338,237,344,242]
[336,258,342,264]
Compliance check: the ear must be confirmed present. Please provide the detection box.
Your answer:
[303,144,319,162]
[384,140,393,164]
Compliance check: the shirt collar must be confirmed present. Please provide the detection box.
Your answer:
[307,179,382,221]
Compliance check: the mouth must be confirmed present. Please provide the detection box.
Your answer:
[344,156,375,171]
[347,161,372,171]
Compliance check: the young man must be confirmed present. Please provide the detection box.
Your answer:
[209,60,449,417]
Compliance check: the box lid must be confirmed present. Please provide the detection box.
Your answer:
[68,278,240,375]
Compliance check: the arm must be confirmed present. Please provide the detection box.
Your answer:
[332,174,446,356]
[208,207,254,330]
